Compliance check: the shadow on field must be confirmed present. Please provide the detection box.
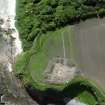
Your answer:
[25,82,97,105]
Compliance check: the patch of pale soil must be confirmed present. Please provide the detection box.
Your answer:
[44,63,77,84]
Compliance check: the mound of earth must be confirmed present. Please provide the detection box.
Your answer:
[43,61,77,84]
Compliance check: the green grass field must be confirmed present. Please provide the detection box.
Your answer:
[77,91,96,105]
[15,26,74,87]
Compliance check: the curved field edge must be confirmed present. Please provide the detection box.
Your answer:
[15,26,73,89]
[15,25,105,93]
[62,75,105,105]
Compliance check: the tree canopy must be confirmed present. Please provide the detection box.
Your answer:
[16,0,105,50]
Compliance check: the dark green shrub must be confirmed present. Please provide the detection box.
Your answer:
[16,0,105,50]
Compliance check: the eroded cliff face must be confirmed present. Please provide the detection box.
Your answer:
[0,63,38,105]
[0,0,38,104]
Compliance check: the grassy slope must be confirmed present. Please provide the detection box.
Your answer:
[15,26,105,104]
[63,76,105,105]
[15,26,73,90]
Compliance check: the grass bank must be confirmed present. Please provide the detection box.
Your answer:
[63,76,105,105]
[15,26,73,90]
[16,0,105,50]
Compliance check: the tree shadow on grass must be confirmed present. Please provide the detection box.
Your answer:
[25,82,97,105]
[63,81,98,104]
